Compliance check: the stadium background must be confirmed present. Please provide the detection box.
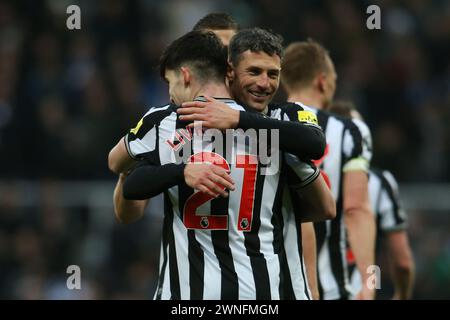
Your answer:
[0,0,448,299]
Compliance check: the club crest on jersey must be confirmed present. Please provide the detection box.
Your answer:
[200,217,209,228]
[240,218,249,230]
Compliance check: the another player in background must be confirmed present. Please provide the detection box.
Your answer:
[281,40,376,300]
[192,12,239,46]
[329,100,415,300]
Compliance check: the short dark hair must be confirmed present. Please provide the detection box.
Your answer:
[193,13,239,31]
[282,39,332,91]
[228,28,284,66]
[159,30,228,84]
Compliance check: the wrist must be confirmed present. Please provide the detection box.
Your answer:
[172,163,186,180]
[231,109,240,128]
[183,162,191,178]
[237,111,247,129]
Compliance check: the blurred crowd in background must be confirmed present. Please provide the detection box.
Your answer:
[0,0,449,299]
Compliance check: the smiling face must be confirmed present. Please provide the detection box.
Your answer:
[229,50,281,112]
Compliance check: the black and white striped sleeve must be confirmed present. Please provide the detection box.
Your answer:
[124,104,172,162]
[285,153,320,189]
[342,118,373,173]
[377,170,407,231]
[283,102,322,130]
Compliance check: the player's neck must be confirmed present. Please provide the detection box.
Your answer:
[197,83,232,100]
[287,89,324,110]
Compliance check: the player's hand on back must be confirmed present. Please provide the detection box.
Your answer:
[178,95,240,130]
[184,162,235,198]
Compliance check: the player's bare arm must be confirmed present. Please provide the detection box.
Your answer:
[343,170,376,300]
[301,222,319,300]
[109,139,147,224]
[386,231,415,299]
[108,137,136,175]
[113,173,149,224]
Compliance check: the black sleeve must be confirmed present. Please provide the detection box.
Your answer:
[238,111,326,160]
[123,162,185,200]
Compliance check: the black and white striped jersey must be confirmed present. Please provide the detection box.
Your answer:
[369,169,407,232]
[348,168,407,293]
[293,102,373,300]
[268,102,322,300]
[124,98,319,300]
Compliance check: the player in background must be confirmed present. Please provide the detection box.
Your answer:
[281,40,376,300]
[329,100,415,300]
[192,12,239,46]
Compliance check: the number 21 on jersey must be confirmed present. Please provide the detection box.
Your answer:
[183,152,257,232]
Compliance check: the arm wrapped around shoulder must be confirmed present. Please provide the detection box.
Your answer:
[238,111,326,160]
[123,162,185,200]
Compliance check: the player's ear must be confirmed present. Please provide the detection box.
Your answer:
[180,66,191,87]
[226,60,234,82]
[317,72,327,94]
